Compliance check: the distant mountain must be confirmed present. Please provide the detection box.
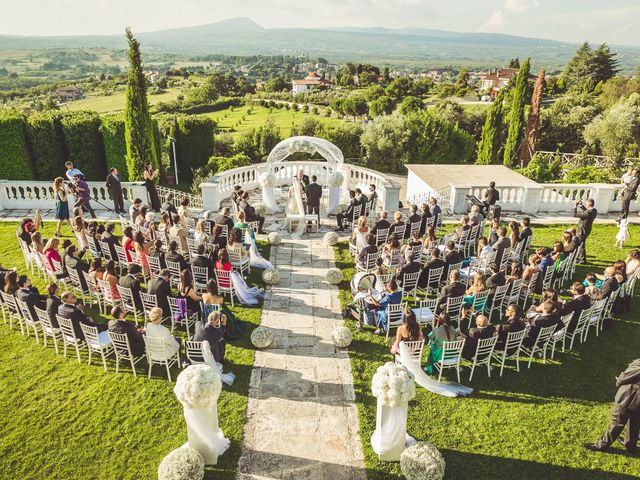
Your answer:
[1,17,638,70]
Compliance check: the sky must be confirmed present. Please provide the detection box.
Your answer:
[2,0,640,45]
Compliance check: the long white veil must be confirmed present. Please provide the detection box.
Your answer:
[288,175,307,239]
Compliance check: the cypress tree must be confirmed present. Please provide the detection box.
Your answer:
[503,59,530,167]
[124,27,158,181]
[519,69,546,166]
[476,88,507,165]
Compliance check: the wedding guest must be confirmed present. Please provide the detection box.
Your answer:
[219,207,235,233]
[108,306,145,357]
[429,196,442,228]
[147,269,172,318]
[192,244,214,280]
[488,217,501,245]
[57,291,106,340]
[143,164,161,212]
[562,231,575,254]
[129,198,142,223]
[193,311,227,364]
[88,258,104,283]
[104,260,121,300]
[351,216,369,253]
[43,237,63,273]
[492,226,511,267]
[166,240,189,272]
[389,211,405,239]
[212,225,227,251]
[16,275,46,319]
[418,248,446,290]
[161,194,178,225]
[390,310,423,355]
[519,217,533,242]
[460,313,495,360]
[523,300,562,348]
[425,313,457,374]
[487,262,506,290]
[419,203,432,236]
[560,282,591,333]
[437,270,465,314]
[3,271,19,295]
[101,222,120,260]
[508,221,520,248]
[178,269,202,314]
[46,283,62,328]
[145,307,181,356]
[357,234,378,270]
[495,303,525,351]
[238,192,266,234]
[118,263,143,310]
[368,279,402,334]
[395,252,420,288]
[122,226,135,262]
[626,250,640,277]
[30,231,46,254]
[133,231,151,275]
[371,211,391,238]
[178,198,193,224]
[406,205,421,238]
[336,190,357,232]
[169,214,189,254]
[65,244,89,290]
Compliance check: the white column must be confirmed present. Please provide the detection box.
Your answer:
[0,180,8,210]
[128,182,148,205]
[522,186,543,215]
[200,180,222,212]
[591,184,616,214]
[383,183,401,212]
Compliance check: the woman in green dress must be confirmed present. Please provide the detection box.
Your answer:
[425,312,458,374]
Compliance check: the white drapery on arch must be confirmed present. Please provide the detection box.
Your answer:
[261,136,345,213]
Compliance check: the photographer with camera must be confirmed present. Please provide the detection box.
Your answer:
[70,174,96,219]
[573,198,597,264]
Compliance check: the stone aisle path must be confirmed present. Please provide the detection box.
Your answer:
[236,236,367,480]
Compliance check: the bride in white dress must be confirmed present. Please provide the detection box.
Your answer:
[285,173,307,239]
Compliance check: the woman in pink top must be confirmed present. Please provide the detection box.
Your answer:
[122,226,135,262]
[43,237,62,272]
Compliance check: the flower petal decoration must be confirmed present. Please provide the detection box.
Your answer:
[251,326,273,349]
[262,268,280,285]
[332,326,353,348]
[158,447,205,480]
[325,267,343,284]
[400,441,446,480]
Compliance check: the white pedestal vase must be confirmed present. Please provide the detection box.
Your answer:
[174,365,230,465]
[327,171,344,215]
[260,172,279,214]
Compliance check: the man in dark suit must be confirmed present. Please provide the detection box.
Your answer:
[16,275,46,320]
[192,244,214,281]
[573,198,597,263]
[147,269,172,318]
[395,252,420,288]
[108,306,145,357]
[524,301,562,347]
[105,167,125,214]
[495,303,526,351]
[437,270,466,313]
[218,207,235,233]
[193,311,227,364]
[591,267,619,300]
[444,241,464,281]
[239,192,266,234]
[119,263,144,310]
[560,282,591,333]
[46,283,62,328]
[460,314,496,360]
[57,291,103,340]
[101,222,120,260]
[161,193,179,225]
[406,204,421,239]
[355,188,368,210]
[487,262,507,290]
[336,190,357,231]
[166,241,189,272]
[65,244,89,290]
[484,181,499,213]
[519,217,533,242]
[230,185,243,206]
[419,203,432,236]
[418,248,446,290]
[305,175,322,218]
[586,357,640,453]
[492,226,511,267]
[620,169,639,220]
[371,211,391,238]
[429,196,442,228]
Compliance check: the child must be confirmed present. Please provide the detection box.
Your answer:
[584,273,601,298]
[616,218,630,248]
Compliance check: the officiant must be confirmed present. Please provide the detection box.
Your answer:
[299,169,310,190]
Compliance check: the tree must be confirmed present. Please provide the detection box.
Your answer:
[509,58,520,69]
[385,77,414,99]
[185,75,219,105]
[519,69,546,165]
[538,93,601,152]
[477,88,507,165]
[455,69,470,96]
[363,85,385,102]
[562,42,594,90]
[382,67,391,84]
[503,59,530,167]
[592,43,620,86]
[398,96,424,114]
[343,95,368,120]
[123,28,158,181]
[358,71,379,87]
[562,42,619,91]
[368,95,394,117]
[265,76,288,93]
[413,78,433,97]
[584,93,640,159]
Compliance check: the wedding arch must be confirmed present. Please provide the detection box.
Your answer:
[261,136,346,214]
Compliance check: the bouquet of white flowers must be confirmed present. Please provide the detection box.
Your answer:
[254,202,266,216]
[331,326,353,348]
[267,231,282,245]
[259,172,277,187]
[251,326,273,349]
[325,267,343,284]
[174,365,222,410]
[400,442,446,480]
[262,268,280,285]
[371,362,416,407]
[158,447,205,480]
[327,171,344,188]
[323,231,339,246]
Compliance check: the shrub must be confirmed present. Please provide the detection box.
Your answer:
[519,152,562,183]
[100,114,128,181]
[172,115,216,182]
[27,110,66,180]
[564,165,616,183]
[0,110,33,180]
[59,111,107,180]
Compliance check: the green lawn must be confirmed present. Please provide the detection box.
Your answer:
[67,88,183,114]
[203,105,346,138]
[335,223,640,480]
[0,221,268,480]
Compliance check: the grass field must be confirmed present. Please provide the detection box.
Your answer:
[0,221,269,480]
[66,88,183,114]
[335,223,640,480]
[204,105,347,138]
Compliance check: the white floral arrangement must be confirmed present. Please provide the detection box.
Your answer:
[327,171,345,188]
[400,442,446,480]
[173,364,222,410]
[251,326,273,349]
[325,267,343,284]
[259,171,277,187]
[262,268,280,285]
[371,362,416,407]
[267,231,282,245]
[331,326,353,348]
[158,447,205,480]
[254,202,267,216]
[323,231,339,246]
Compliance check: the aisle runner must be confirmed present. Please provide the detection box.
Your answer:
[237,237,366,480]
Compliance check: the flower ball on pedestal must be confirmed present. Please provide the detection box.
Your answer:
[400,442,446,480]
[251,326,273,349]
[326,268,343,284]
[331,326,353,348]
[254,202,267,216]
[158,447,205,480]
[267,231,282,245]
[323,231,339,246]
[262,268,280,285]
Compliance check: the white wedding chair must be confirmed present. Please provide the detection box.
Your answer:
[433,339,465,383]
[521,324,557,368]
[57,315,87,363]
[109,331,145,376]
[144,336,180,382]
[492,329,526,377]
[466,336,498,381]
[80,324,114,371]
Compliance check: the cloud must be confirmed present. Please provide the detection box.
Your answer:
[504,0,538,14]
[479,10,505,32]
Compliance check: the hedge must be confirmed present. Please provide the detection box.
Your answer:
[100,114,128,181]
[59,111,107,181]
[170,115,216,182]
[27,111,66,180]
[0,110,33,180]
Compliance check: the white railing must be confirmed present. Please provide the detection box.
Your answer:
[468,185,525,213]
[0,180,147,212]
[156,186,203,209]
[536,150,640,172]
[407,186,452,214]
[538,184,597,212]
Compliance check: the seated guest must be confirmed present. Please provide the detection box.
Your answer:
[357,234,378,270]
[193,311,227,364]
[108,306,145,357]
[218,207,235,233]
[148,239,167,269]
[147,269,172,318]
[133,231,151,275]
[350,216,370,253]
[88,258,104,283]
[129,198,142,223]
[560,282,591,333]
[437,270,466,314]
[169,214,189,254]
[584,272,600,297]
[551,241,566,272]
[57,291,106,340]
[65,244,90,290]
[101,222,120,260]
[568,227,581,251]
[201,279,240,338]
[425,313,457,374]
[402,232,422,255]
[118,263,144,310]
[406,205,421,238]
[193,219,210,245]
[103,260,121,300]
[626,250,640,277]
[381,235,402,267]
[368,279,403,334]
[524,300,562,347]
[390,310,423,355]
[145,307,180,357]
[531,288,562,314]
[178,268,203,313]
[488,217,501,245]
[562,231,575,254]
[4,271,19,295]
[519,217,532,242]
[422,226,438,253]
[389,211,405,238]
[419,203,432,236]
[192,243,214,280]
[506,262,523,286]
[492,226,511,267]
[16,275,46,319]
[122,226,135,262]
[202,210,216,234]
[31,231,46,254]
[43,237,63,274]
[590,267,619,300]
[523,254,541,285]
[444,241,463,277]
[486,262,506,290]
[463,273,489,310]
[495,303,526,351]
[508,221,520,249]
[453,215,471,242]
[166,240,189,272]
[395,252,420,288]
[537,247,554,273]
[460,313,496,360]
[178,198,194,225]
[160,193,178,224]
[211,225,227,252]
[418,248,446,290]
[46,283,62,328]
[371,211,391,237]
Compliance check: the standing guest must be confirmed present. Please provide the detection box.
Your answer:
[105,167,125,214]
[425,313,457,374]
[53,177,72,237]
[168,214,189,254]
[460,314,496,360]
[143,164,161,212]
[368,184,378,211]
[231,185,242,205]
[46,283,62,328]
[390,310,423,355]
[161,194,178,224]
[166,240,189,272]
[495,303,526,351]
[619,168,639,220]
[305,175,323,219]
[129,198,142,223]
[71,174,96,219]
[119,263,144,310]
[484,181,500,213]
[585,358,640,453]
[64,161,83,181]
[145,307,181,356]
[429,196,442,228]
[336,190,357,232]
[573,198,597,263]
[147,269,172,318]
[108,306,145,357]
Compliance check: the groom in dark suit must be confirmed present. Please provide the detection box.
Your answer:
[306,175,322,218]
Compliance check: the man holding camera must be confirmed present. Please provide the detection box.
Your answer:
[573,198,597,264]
[71,174,96,218]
